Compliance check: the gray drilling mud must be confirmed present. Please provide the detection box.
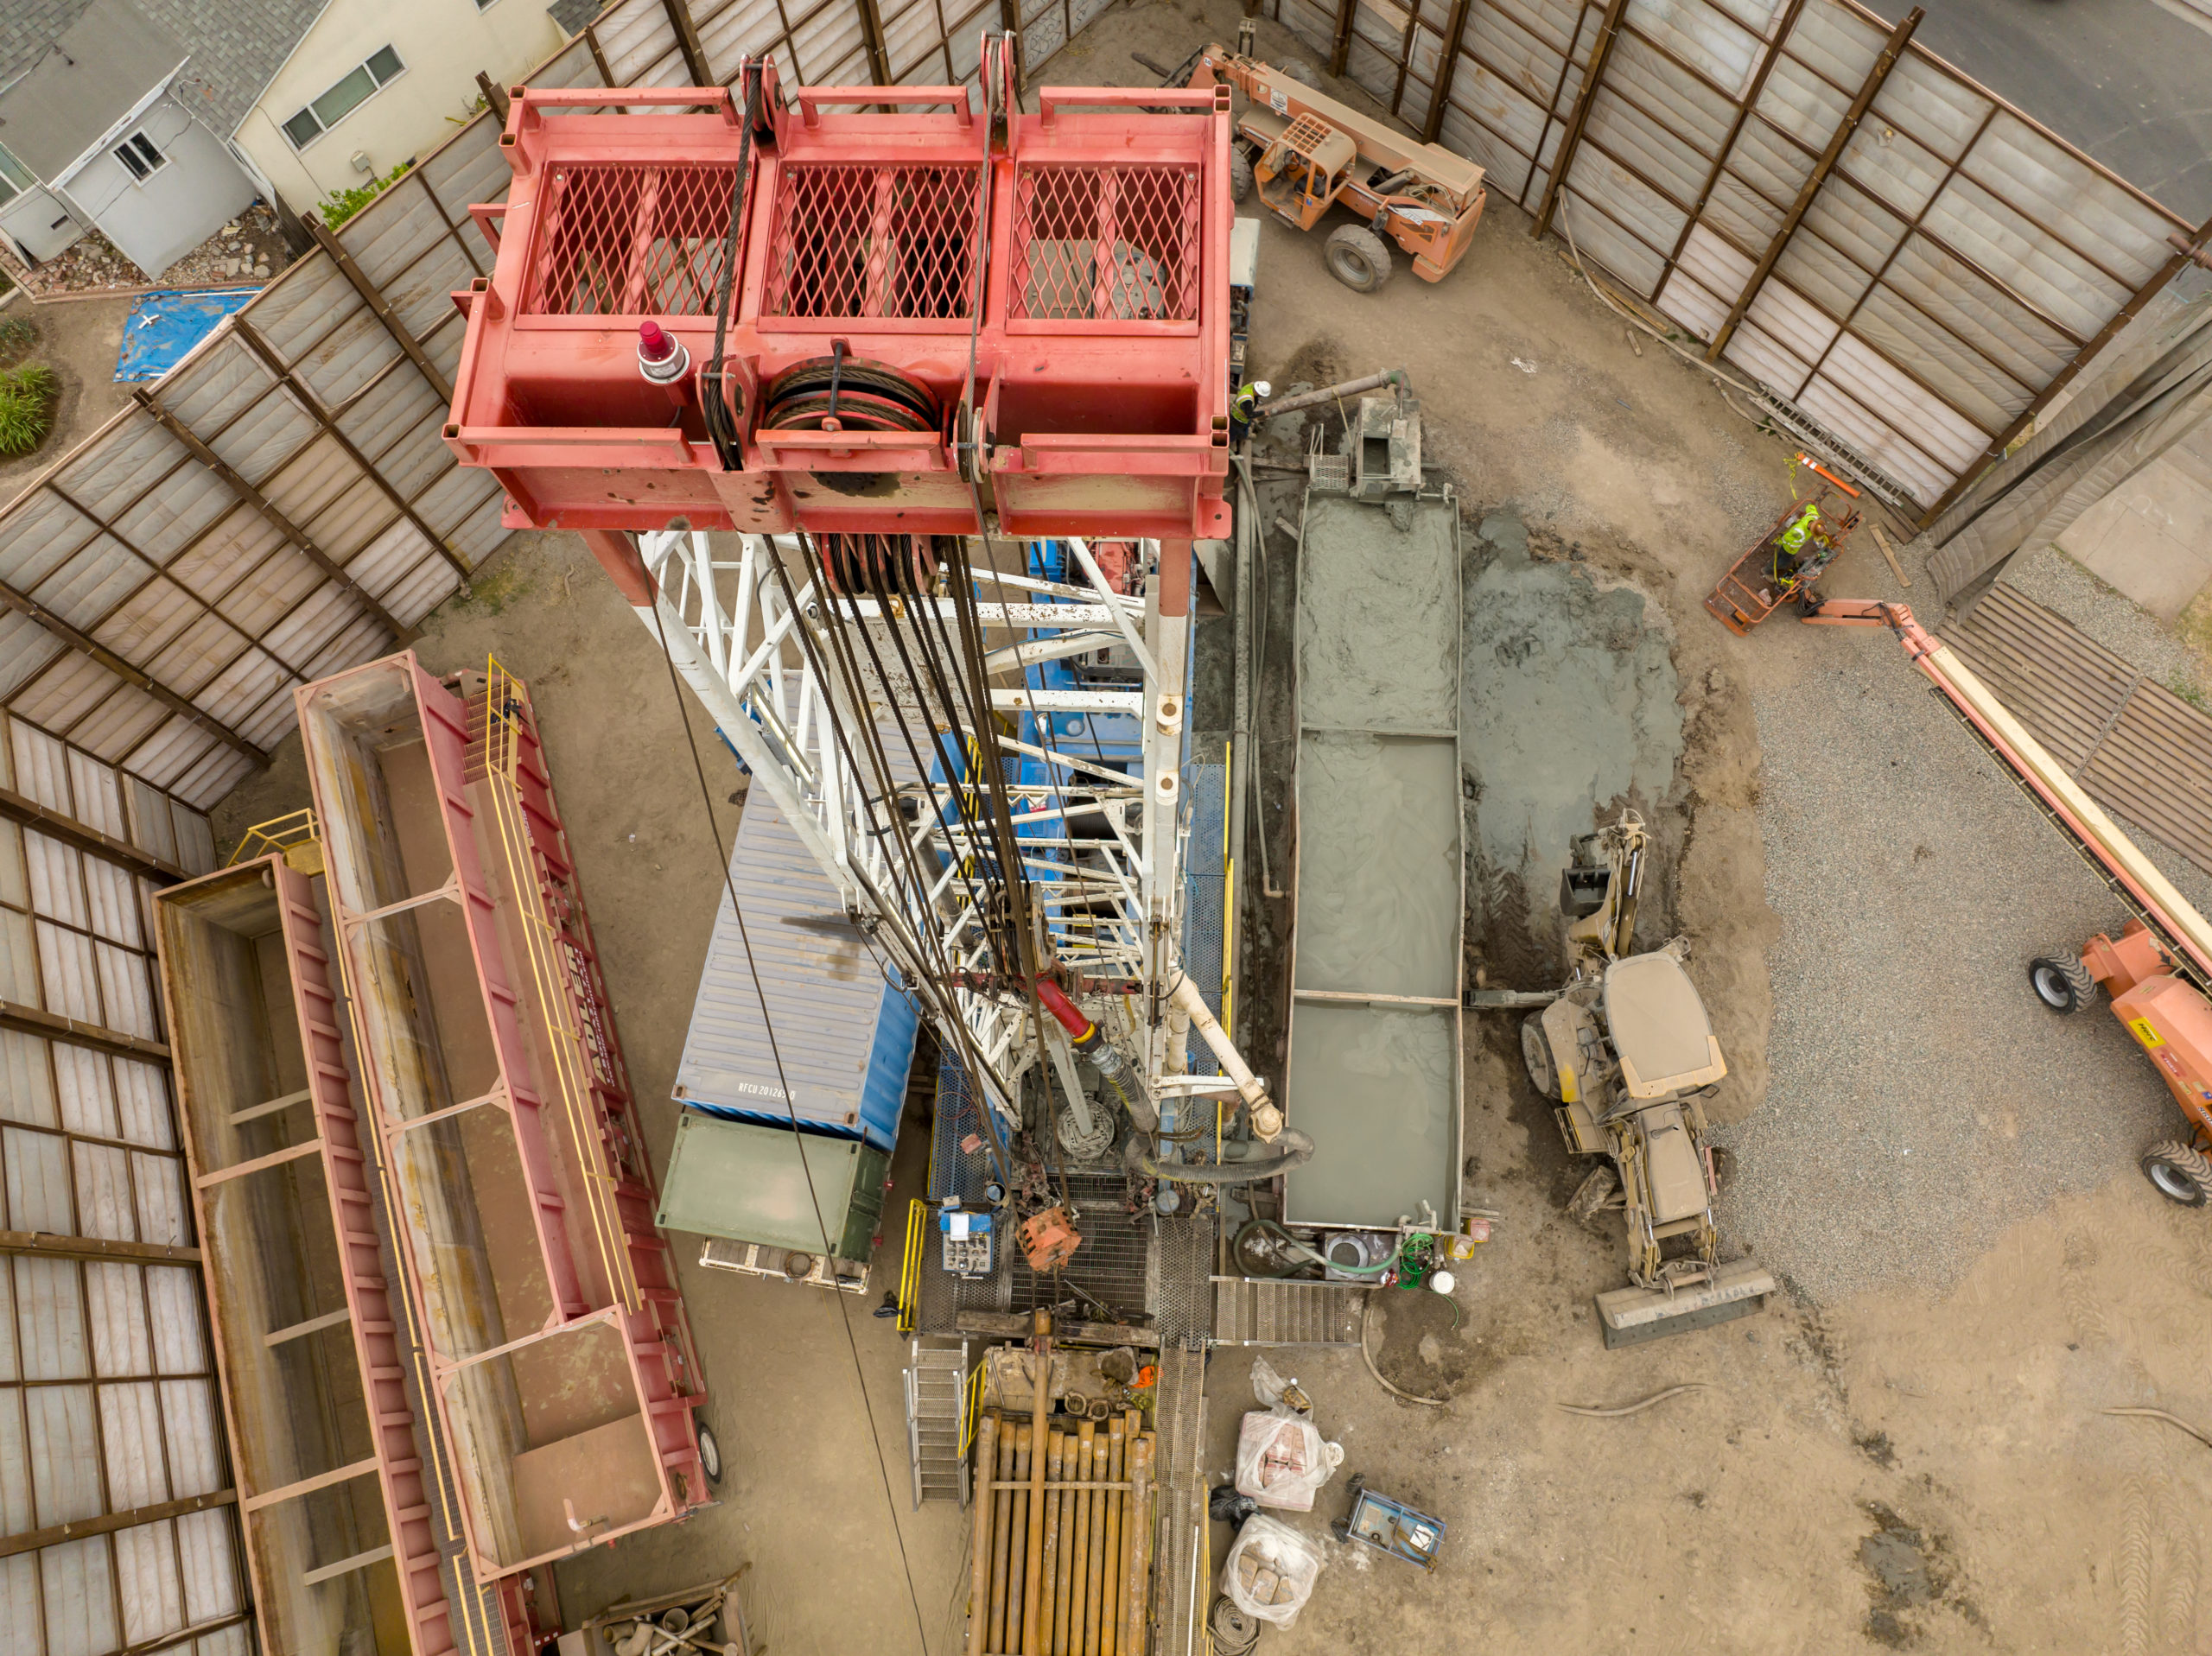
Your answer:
[1294,733,1459,1000]
[1285,494,1462,1228]
[1299,497,1459,733]
[1282,1002,1456,1228]
[1464,511,1682,975]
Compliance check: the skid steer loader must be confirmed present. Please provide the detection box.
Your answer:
[1518,812,1777,1347]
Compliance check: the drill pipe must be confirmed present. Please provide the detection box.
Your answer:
[967,1413,998,1656]
[989,1431,1016,1653]
[1100,1415,1125,1656]
[1085,1427,1110,1655]
[1037,1431,1065,1656]
[1121,1433,1154,1656]
[1007,1437,1031,1654]
[1020,1310,1052,1653]
[1068,1420,1096,1653]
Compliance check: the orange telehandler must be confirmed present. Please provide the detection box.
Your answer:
[1183,26,1486,293]
[1805,600,2212,1204]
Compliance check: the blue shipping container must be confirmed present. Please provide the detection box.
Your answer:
[672,784,918,1151]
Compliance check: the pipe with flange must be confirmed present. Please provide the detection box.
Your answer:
[1036,980,1158,1131]
[1256,368,1410,420]
[1164,971,1284,1140]
[1123,1127,1314,1183]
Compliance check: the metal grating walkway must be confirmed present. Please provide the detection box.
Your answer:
[1210,1276,1369,1345]
[1151,1339,1210,1656]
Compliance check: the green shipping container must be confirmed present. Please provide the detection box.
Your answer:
[658,1108,891,1264]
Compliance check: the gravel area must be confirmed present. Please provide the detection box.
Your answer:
[1713,625,2212,1304]
[1999,542,2210,696]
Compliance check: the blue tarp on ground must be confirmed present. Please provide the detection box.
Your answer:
[113,289,259,381]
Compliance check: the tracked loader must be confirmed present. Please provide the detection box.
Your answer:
[1518,812,1777,1346]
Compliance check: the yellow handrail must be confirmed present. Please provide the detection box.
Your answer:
[226,808,323,872]
[480,657,638,1312]
[897,1196,925,1334]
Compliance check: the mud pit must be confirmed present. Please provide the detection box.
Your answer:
[1461,509,1684,991]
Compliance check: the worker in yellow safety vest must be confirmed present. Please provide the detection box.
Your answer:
[1230,379,1270,445]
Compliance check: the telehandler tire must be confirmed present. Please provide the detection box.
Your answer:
[2141,1140,2212,1208]
[1522,1015,1561,1100]
[2029,954,2098,1014]
[1230,147,1253,204]
[1325,225,1393,294]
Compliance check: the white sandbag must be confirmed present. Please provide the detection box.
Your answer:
[1233,1410,1344,1511]
[1221,1513,1325,1628]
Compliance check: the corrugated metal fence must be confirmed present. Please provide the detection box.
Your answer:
[0,710,238,1656]
[0,0,1016,820]
[1264,0,2209,517]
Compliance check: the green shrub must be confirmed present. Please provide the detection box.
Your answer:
[0,363,57,456]
[318,162,412,229]
[0,313,35,360]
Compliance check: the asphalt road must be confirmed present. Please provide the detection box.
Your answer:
[1900,0,2212,220]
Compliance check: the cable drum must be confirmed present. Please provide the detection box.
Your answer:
[759,353,942,498]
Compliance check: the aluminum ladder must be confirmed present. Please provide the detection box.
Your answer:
[905,1338,970,1507]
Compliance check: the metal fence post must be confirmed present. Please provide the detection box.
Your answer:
[1917,213,2212,527]
[307,218,456,404]
[130,387,410,642]
[659,0,715,83]
[1421,0,1474,145]
[230,315,475,582]
[1656,0,1806,287]
[1530,0,1630,241]
[1704,6,1922,362]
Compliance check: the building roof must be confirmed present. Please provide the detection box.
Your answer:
[137,0,328,140]
[0,0,187,181]
[0,0,93,92]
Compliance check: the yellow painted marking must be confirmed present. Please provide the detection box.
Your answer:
[1559,1064,1577,1105]
[2131,1017,2166,1050]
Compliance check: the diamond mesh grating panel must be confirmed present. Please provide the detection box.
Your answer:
[524,163,741,315]
[1008,164,1201,321]
[762,163,980,319]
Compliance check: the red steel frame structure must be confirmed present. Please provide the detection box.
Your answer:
[156,853,532,1656]
[296,652,707,1587]
[441,39,1235,542]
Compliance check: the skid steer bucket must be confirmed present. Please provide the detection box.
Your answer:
[1595,1260,1777,1348]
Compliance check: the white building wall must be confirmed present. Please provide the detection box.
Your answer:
[232,0,570,219]
[54,94,255,278]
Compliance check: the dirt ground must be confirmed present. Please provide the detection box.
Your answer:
[194,8,2212,1652]
[0,291,136,500]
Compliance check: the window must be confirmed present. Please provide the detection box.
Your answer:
[0,143,32,210]
[279,46,407,150]
[112,132,164,182]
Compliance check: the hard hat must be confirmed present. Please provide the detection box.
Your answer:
[1253,380,1272,397]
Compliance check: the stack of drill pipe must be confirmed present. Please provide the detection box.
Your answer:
[968,1408,1157,1655]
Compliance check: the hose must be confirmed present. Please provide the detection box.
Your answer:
[1555,1382,1711,1418]
[1358,1295,1448,1408]
[1239,1215,1393,1277]
[1122,1129,1313,1184]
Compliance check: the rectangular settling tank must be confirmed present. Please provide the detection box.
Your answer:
[1283,493,1464,1228]
[295,653,708,1582]
[156,853,512,1656]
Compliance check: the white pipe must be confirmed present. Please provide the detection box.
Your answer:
[1166,971,1282,1140]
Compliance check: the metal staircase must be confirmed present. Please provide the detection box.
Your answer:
[1211,1277,1370,1345]
[904,1338,970,1508]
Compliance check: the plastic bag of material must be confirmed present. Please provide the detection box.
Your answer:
[1221,1513,1325,1628]
[1234,1410,1344,1511]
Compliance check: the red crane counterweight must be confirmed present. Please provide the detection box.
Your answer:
[441,41,1235,542]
